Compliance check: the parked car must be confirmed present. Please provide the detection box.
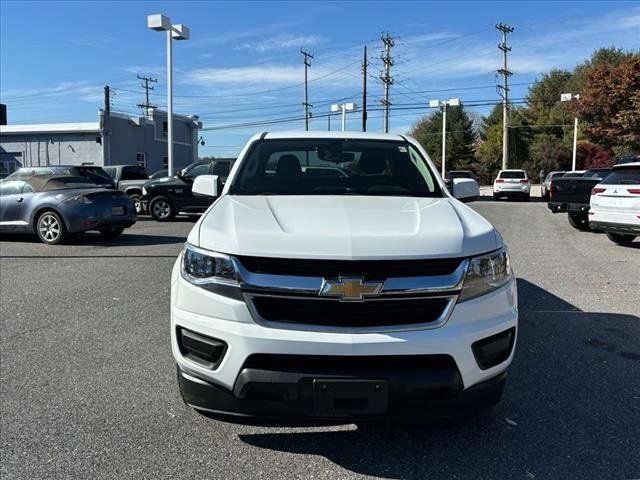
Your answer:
[492,169,530,200]
[589,162,640,245]
[172,131,517,421]
[0,175,136,244]
[7,165,115,188]
[103,165,150,214]
[445,170,480,201]
[562,171,586,177]
[541,171,565,201]
[141,158,234,221]
[149,169,168,179]
[616,154,640,165]
[547,168,613,230]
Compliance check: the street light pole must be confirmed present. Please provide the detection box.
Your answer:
[441,104,447,179]
[331,103,357,132]
[166,29,174,177]
[561,93,580,171]
[148,14,190,178]
[429,98,460,179]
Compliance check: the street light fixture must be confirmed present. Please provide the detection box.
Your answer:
[147,14,190,177]
[331,102,357,131]
[429,98,460,179]
[561,93,580,172]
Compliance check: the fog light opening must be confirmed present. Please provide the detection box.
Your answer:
[472,327,516,370]
[178,328,227,370]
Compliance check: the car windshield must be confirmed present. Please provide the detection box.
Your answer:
[230,139,442,197]
[601,167,640,185]
[499,171,525,179]
[583,170,611,178]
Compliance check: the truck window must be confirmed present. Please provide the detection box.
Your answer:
[232,139,442,197]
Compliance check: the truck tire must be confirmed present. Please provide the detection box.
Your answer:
[149,195,175,221]
[128,193,143,215]
[36,210,67,245]
[606,232,636,245]
[568,213,589,231]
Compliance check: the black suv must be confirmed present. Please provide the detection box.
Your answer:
[141,158,234,221]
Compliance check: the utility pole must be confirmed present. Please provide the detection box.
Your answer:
[362,45,368,132]
[496,23,514,170]
[380,33,394,133]
[301,49,313,131]
[104,85,111,116]
[136,74,158,116]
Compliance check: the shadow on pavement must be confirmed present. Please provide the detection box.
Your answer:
[238,278,640,480]
[0,232,185,248]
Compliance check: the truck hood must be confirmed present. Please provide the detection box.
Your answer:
[194,195,500,260]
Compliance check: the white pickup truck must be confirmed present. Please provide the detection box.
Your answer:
[171,131,517,421]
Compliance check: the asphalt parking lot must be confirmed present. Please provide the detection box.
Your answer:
[1,200,639,480]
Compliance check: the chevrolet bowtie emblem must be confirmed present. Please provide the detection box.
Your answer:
[320,277,384,302]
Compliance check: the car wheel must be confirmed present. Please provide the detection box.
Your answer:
[128,193,143,215]
[568,213,589,231]
[606,232,636,244]
[149,196,175,221]
[99,226,125,238]
[36,211,66,245]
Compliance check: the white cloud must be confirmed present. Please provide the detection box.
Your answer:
[185,65,303,85]
[235,34,326,52]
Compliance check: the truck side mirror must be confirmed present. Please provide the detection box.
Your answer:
[192,175,220,197]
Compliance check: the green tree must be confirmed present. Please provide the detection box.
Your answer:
[474,105,531,182]
[409,105,475,172]
[524,69,577,140]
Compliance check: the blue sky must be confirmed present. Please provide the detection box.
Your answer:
[1,0,639,157]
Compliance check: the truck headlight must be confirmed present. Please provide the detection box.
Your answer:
[180,244,241,299]
[459,247,512,302]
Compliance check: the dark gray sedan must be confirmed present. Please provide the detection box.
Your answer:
[0,175,136,244]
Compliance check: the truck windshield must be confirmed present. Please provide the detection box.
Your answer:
[230,139,442,197]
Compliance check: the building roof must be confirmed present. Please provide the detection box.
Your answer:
[0,122,100,135]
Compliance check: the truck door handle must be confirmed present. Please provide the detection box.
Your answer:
[17,197,24,203]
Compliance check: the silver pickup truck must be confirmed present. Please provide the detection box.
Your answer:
[103,165,150,214]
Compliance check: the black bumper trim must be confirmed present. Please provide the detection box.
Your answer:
[547,201,589,214]
[178,365,506,422]
[589,220,640,234]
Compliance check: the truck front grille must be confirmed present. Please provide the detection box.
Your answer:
[250,295,450,328]
[237,256,462,279]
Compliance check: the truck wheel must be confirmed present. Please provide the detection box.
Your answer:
[149,196,175,221]
[99,226,125,238]
[128,193,143,215]
[568,213,589,231]
[606,232,636,245]
[36,211,66,245]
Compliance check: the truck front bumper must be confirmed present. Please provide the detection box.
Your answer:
[171,257,518,421]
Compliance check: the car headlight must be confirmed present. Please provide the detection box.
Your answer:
[142,187,148,195]
[180,243,242,299]
[63,194,93,206]
[459,247,512,302]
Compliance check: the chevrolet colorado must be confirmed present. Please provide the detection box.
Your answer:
[171,132,517,421]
